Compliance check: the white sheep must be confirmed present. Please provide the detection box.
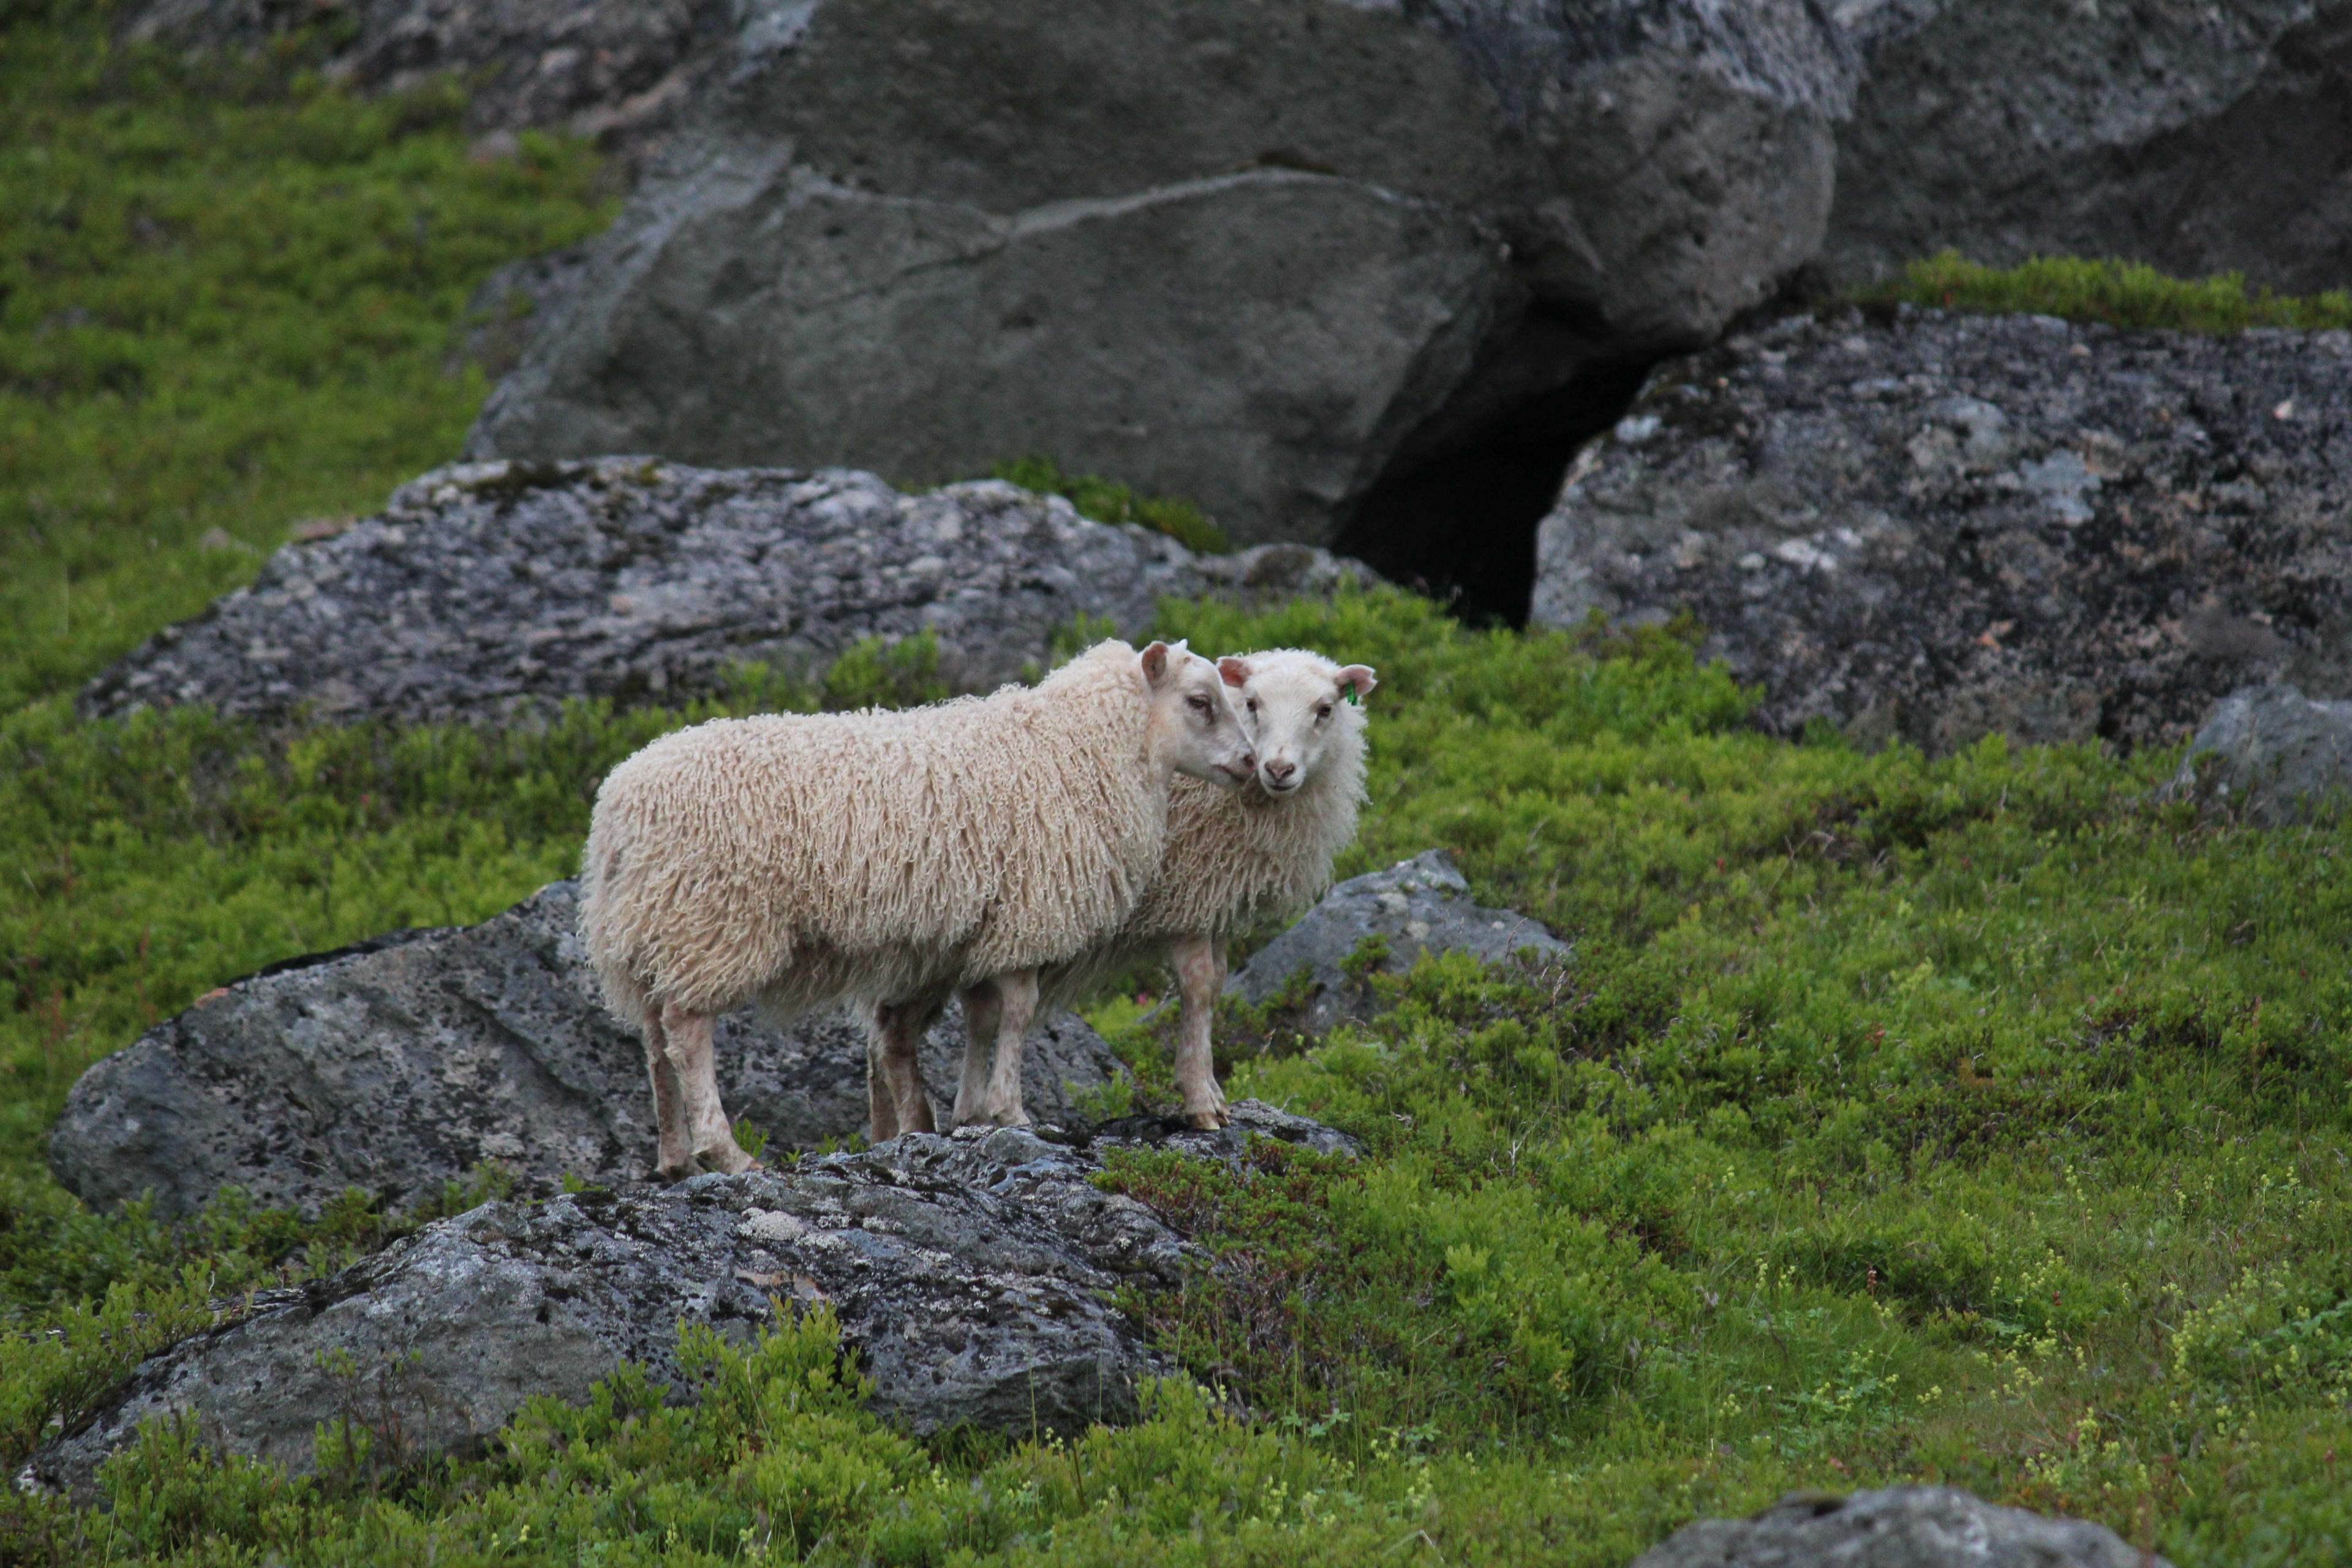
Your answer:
[578,639,1257,1177]
[955,648,1374,1129]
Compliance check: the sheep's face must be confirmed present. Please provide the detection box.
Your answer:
[1218,649,1375,796]
[1138,640,1257,786]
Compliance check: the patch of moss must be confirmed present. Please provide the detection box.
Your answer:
[1858,250,2352,333]
[989,454,1234,555]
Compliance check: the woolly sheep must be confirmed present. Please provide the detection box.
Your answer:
[956,648,1374,1129]
[578,639,1257,1178]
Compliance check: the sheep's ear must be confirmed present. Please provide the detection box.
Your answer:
[1139,641,1172,687]
[1337,665,1377,701]
[1217,656,1253,688]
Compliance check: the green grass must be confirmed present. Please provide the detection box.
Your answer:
[989,455,1233,556]
[1860,250,2352,333]
[8,9,2352,1559]
[0,9,619,713]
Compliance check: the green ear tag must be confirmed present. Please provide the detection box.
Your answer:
[1343,686,1359,705]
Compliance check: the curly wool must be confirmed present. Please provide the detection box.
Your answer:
[579,640,1169,1023]
[1041,651,1368,1004]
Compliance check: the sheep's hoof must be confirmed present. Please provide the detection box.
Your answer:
[695,1144,758,1176]
[1183,1109,1229,1131]
[655,1160,698,1184]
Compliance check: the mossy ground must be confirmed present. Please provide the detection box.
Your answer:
[6,11,2352,1563]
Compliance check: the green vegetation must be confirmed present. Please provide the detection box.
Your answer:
[989,455,1233,556]
[1861,249,2352,333]
[7,9,2352,1564]
[0,9,618,712]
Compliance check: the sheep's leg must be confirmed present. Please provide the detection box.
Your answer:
[979,969,1039,1128]
[658,1001,757,1175]
[869,999,940,1140]
[1172,935,1230,1130]
[642,1007,696,1183]
[954,982,1001,1127]
[862,1008,902,1143]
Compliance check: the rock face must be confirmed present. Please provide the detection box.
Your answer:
[31,1107,1355,1494]
[1822,1,2352,298]
[1229,850,1567,1031]
[1531,307,2352,754]
[460,0,1856,547]
[50,882,1126,1221]
[1629,1485,2169,1568]
[78,458,1372,725]
[2162,684,2352,824]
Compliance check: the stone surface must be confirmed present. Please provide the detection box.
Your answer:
[2162,684,2352,824]
[31,1109,1351,1493]
[1532,307,2352,753]
[78,458,1373,725]
[1630,1485,2168,1568]
[50,881,1126,1221]
[460,0,1855,546]
[1822,0,2352,298]
[124,0,742,172]
[1228,849,1567,1032]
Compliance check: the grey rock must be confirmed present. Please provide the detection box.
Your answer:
[78,458,1374,725]
[461,0,1855,546]
[1228,849,1567,1032]
[1822,0,2352,298]
[2162,684,2352,824]
[123,0,742,173]
[1532,307,2352,754]
[1630,1485,2169,1568]
[50,881,1125,1221]
[31,1109,1349,1493]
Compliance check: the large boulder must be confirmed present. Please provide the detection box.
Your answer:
[29,1108,1355,1494]
[459,0,1857,547]
[50,881,1126,1221]
[1631,1485,2169,1568]
[2162,684,2352,823]
[1229,849,1567,1032]
[1531,307,2352,753]
[78,458,1371,725]
[1822,0,2352,296]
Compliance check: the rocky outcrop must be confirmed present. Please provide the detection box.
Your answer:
[460,0,1856,547]
[30,1106,1355,1494]
[1822,1,2352,298]
[1228,850,1567,1031]
[50,881,1126,1221]
[1630,1485,2169,1568]
[1531,307,2352,754]
[123,0,743,172]
[2163,684,2352,824]
[78,458,1372,724]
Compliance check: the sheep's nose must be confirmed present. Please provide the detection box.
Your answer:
[1263,760,1296,785]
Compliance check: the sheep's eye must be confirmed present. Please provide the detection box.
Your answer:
[1246,698,1258,714]
[1186,695,1212,713]
[1316,704,1333,720]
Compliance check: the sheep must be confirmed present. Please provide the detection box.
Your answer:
[954,647,1375,1130]
[578,638,1257,1178]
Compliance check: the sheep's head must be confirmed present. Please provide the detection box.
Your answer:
[1139,639,1257,786]
[1216,648,1376,796]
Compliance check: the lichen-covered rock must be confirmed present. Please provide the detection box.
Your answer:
[2162,684,2352,824]
[49,882,1125,1221]
[1629,1485,2169,1568]
[460,0,1855,546]
[1823,0,2352,298]
[1227,850,1566,1031]
[1532,307,2352,753]
[29,1111,1351,1494]
[77,458,1373,725]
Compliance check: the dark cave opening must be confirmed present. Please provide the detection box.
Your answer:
[1336,357,1655,628]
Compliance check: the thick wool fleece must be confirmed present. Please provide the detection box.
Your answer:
[579,641,1169,1023]
[1039,652,1368,1005]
